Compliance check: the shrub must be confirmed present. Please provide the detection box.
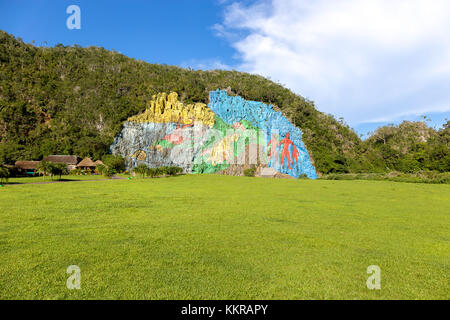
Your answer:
[320,171,450,184]
[298,173,309,179]
[166,166,183,176]
[244,167,256,177]
[147,167,158,178]
[70,168,82,175]
[102,166,116,178]
[96,164,106,175]
[165,167,175,176]
[0,166,10,184]
[132,164,149,178]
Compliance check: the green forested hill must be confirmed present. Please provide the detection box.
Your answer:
[0,30,448,174]
[365,121,449,173]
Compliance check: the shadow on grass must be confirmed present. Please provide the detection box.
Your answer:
[129,174,186,180]
[2,175,142,186]
[3,179,82,185]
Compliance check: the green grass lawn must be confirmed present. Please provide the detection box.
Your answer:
[0,175,448,299]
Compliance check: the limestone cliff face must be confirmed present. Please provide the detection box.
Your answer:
[111,90,317,179]
[128,92,215,126]
[110,121,212,172]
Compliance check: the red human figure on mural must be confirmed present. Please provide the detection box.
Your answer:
[267,133,279,166]
[292,143,299,167]
[280,133,299,170]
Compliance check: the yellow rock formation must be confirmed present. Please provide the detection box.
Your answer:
[128,92,215,126]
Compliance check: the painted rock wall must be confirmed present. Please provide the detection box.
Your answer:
[111,90,317,179]
[208,90,317,178]
[110,92,213,172]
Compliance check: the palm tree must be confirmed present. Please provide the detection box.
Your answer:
[36,161,52,180]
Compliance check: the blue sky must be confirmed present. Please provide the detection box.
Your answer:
[0,0,237,66]
[1,0,449,137]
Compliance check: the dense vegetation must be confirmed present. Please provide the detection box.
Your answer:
[132,164,183,178]
[36,161,68,180]
[364,120,449,173]
[0,30,448,174]
[322,171,450,184]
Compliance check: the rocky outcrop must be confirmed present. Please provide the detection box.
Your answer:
[111,90,317,179]
[128,92,215,126]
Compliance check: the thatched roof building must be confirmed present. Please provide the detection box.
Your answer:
[15,161,40,174]
[15,161,40,170]
[94,160,104,166]
[43,155,80,170]
[76,157,96,169]
[43,155,80,165]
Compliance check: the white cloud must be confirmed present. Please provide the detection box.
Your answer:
[362,104,450,123]
[180,58,232,71]
[217,0,450,124]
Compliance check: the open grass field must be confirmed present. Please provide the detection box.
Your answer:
[0,175,448,299]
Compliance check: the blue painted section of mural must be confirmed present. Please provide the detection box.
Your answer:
[208,90,317,179]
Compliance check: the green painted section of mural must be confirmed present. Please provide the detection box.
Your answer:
[188,116,264,174]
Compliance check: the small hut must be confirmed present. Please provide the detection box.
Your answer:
[76,157,97,171]
[15,161,40,175]
[94,160,104,166]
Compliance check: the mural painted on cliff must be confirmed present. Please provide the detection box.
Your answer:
[111,90,317,179]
